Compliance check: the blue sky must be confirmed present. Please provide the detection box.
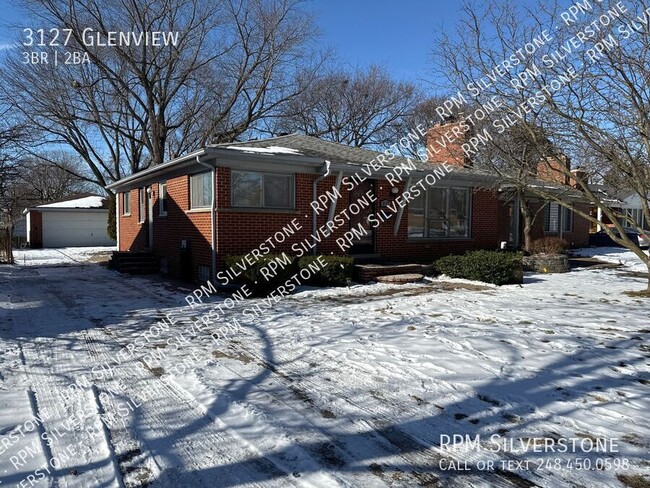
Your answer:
[0,0,459,83]
[0,0,548,87]
[310,0,464,85]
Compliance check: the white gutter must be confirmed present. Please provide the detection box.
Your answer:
[312,161,331,254]
[105,149,207,191]
[196,156,217,282]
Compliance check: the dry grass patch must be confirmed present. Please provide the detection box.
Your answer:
[617,474,650,488]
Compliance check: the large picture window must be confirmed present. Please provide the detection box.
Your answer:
[190,172,213,209]
[231,170,294,209]
[407,188,470,238]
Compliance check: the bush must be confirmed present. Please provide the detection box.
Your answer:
[529,237,569,255]
[224,253,297,296]
[107,193,117,241]
[298,255,354,286]
[435,250,523,286]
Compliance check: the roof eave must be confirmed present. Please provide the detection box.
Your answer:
[105,147,328,192]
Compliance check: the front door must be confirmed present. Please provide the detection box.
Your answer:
[349,180,375,254]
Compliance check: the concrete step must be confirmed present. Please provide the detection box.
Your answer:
[376,273,424,284]
[110,251,159,274]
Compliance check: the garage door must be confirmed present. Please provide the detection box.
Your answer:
[42,211,116,248]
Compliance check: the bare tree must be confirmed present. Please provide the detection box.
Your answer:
[273,65,421,147]
[479,123,557,252]
[433,0,650,290]
[1,0,321,187]
[396,96,454,159]
[17,154,92,203]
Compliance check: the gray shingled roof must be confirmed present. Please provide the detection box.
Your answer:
[211,133,494,177]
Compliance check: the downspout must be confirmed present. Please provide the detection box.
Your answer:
[115,192,120,249]
[197,156,217,282]
[326,171,344,227]
[312,160,331,255]
[393,176,412,236]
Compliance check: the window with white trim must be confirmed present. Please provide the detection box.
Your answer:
[122,191,131,215]
[621,208,649,230]
[231,170,294,209]
[407,187,470,238]
[190,172,213,209]
[159,181,168,215]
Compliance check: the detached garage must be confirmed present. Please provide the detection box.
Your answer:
[24,195,116,248]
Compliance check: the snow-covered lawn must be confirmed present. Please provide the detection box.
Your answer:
[0,248,648,487]
[573,246,650,274]
[11,246,116,266]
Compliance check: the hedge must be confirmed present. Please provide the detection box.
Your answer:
[436,250,523,286]
[298,255,354,286]
[224,253,297,296]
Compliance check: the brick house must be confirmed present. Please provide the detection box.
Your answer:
[106,127,590,281]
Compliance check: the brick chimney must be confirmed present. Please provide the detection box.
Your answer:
[537,154,570,185]
[569,167,588,188]
[426,120,470,167]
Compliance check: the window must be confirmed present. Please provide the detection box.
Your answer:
[562,206,573,232]
[122,191,131,215]
[621,208,649,230]
[197,265,210,282]
[190,172,213,209]
[407,188,470,238]
[138,188,146,223]
[231,170,294,209]
[544,203,572,232]
[159,181,168,215]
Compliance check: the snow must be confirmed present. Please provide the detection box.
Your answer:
[225,145,303,155]
[11,246,116,266]
[573,246,650,273]
[37,196,105,209]
[0,248,648,487]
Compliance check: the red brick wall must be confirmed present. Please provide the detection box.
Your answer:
[529,201,590,248]
[117,166,524,280]
[374,187,504,262]
[215,169,344,262]
[152,176,213,279]
[28,211,42,248]
[426,122,468,167]
[118,190,147,251]
[537,155,570,185]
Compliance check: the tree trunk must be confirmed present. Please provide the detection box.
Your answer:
[520,201,534,253]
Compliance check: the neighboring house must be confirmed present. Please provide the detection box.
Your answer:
[24,194,116,248]
[589,185,649,231]
[106,125,590,282]
[618,192,650,230]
